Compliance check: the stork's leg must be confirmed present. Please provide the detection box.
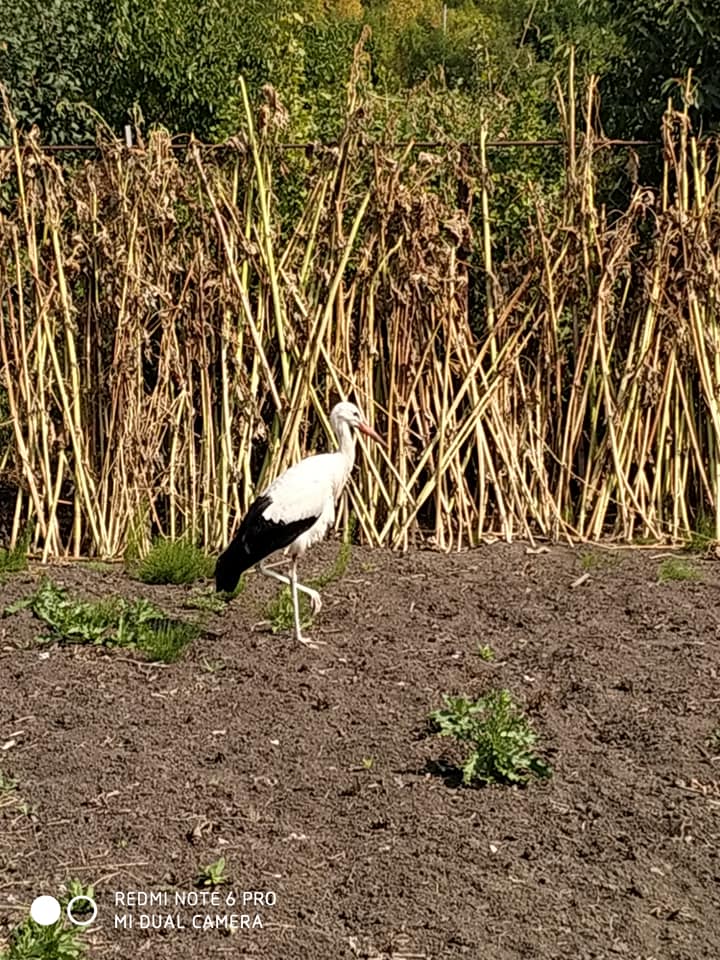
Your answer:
[258,561,322,613]
[290,557,322,647]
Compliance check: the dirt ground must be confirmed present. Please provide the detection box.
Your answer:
[0,542,719,960]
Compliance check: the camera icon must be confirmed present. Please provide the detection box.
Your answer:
[30,895,98,927]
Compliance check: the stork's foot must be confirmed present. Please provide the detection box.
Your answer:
[297,634,326,648]
[306,589,322,614]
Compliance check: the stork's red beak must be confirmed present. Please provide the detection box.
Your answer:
[358,420,383,444]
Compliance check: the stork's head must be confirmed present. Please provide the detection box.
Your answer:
[330,402,383,443]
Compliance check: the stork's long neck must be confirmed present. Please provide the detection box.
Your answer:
[333,419,356,494]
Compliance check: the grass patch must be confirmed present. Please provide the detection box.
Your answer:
[4,580,201,662]
[131,537,215,585]
[429,689,551,786]
[0,530,30,577]
[658,558,701,583]
[579,549,619,572]
[266,518,355,634]
[0,880,93,960]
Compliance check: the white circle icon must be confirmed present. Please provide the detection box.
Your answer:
[30,895,61,926]
[66,895,98,926]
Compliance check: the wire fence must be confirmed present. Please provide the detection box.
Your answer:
[0,136,663,153]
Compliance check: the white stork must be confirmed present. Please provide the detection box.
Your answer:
[215,402,382,645]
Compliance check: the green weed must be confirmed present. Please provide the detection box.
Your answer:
[0,879,94,960]
[658,558,701,583]
[430,689,552,786]
[183,589,230,614]
[132,537,214,585]
[4,580,200,662]
[196,857,228,888]
[477,643,494,661]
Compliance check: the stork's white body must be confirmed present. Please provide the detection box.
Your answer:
[215,403,381,645]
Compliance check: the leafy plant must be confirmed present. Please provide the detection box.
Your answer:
[131,537,215,585]
[0,919,87,960]
[658,558,701,583]
[0,878,97,960]
[4,580,200,662]
[430,689,551,786]
[477,643,494,662]
[196,856,228,888]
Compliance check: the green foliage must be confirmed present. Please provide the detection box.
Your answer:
[658,558,701,583]
[4,580,200,661]
[3,0,720,151]
[0,879,96,960]
[0,920,87,960]
[430,689,552,786]
[477,643,494,661]
[196,857,228,888]
[0,0,111,145]
[132,537,214,585]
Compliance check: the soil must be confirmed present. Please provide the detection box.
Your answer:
[1,542,719,960]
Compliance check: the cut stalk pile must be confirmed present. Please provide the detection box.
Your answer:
[1,73,719,558]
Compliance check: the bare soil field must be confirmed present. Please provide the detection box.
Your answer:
[1,542,719,959]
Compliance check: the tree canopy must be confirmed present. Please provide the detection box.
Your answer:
[0,0,718,144]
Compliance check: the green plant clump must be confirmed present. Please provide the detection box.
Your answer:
[0,530,30,577]
[658,558,701,583]
[132,538,215,585]
[0,880,94,960]
[4,580,200,662]
[430,689,552,786]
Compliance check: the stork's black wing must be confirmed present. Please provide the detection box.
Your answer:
[214,494,319,593]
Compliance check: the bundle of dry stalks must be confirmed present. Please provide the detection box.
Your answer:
[1,69,719,559]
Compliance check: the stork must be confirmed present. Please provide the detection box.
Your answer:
[215,402,382,645]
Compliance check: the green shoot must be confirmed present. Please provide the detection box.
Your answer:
[430,689,552,786]
[196,857,228,888]
[477,643,494,661]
